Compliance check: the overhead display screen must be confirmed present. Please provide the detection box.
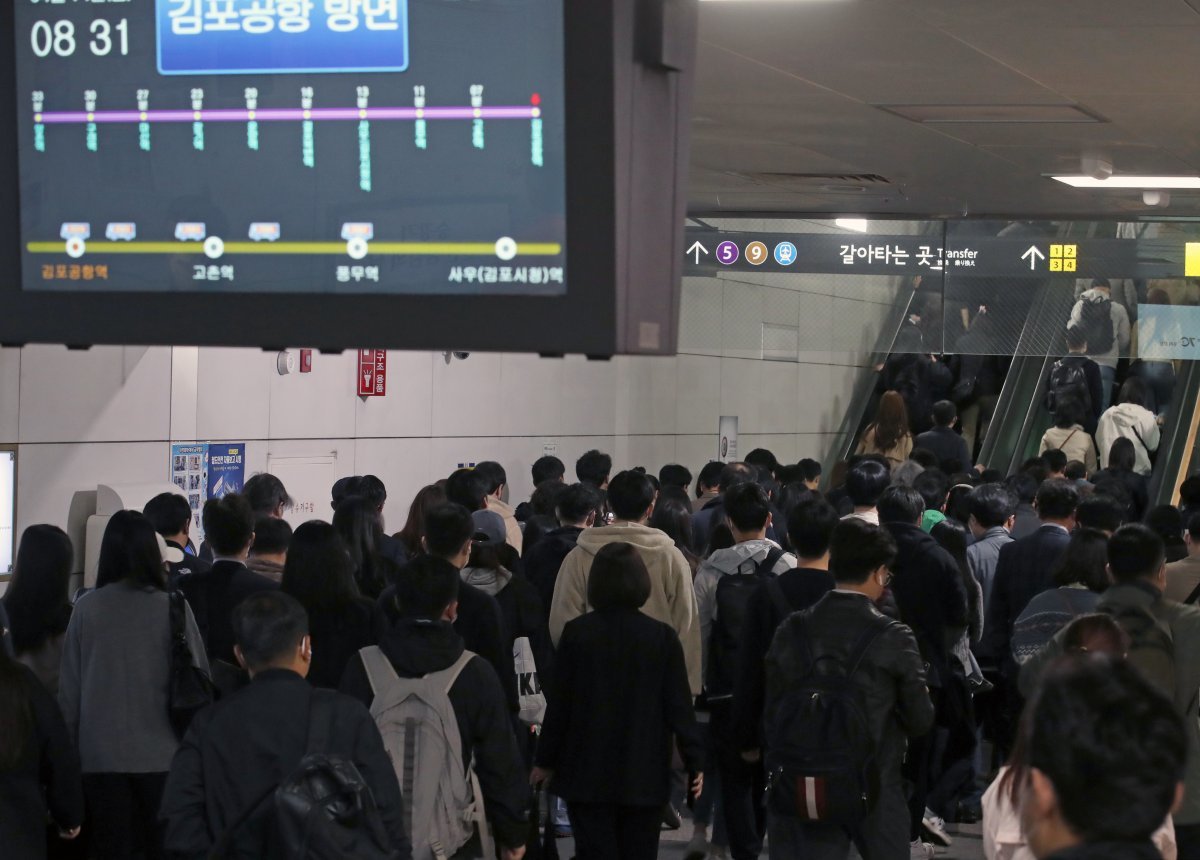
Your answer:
[14,0,566,296]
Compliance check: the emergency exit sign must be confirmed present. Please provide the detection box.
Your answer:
[357,349,387,397]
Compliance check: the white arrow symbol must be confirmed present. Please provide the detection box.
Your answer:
[686,241,709,265]
[1021,245,1046,271]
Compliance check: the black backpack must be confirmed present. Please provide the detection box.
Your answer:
[763,614,890,828]
[1079,293,1115,354]
[210,691,402,860]
[1044,357,1091,415]
[705,547,785,702]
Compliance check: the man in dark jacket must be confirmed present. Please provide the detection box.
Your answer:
[763,518,934,859]
[1018,655,1185,860]
[691,463,781,555]
[161,592,410,859]
[523,482,600,620]
[178,494,278,668]
[878,485,968,849]
[915,401,972,473]
[732,497,838,756]
[342,556,528,860]
[144,492,212,584]
[978,479,1079,677]
[378,503,518,716]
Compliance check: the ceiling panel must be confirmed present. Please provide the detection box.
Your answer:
[688,1,1200,217]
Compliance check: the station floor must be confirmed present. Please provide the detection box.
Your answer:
[554,818,987,859]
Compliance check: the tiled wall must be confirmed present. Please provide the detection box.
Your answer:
[0,242,907,566]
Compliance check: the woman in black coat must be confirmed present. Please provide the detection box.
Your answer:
[532,542,704,860]
[281,521,382,689]
[0,647,84,859]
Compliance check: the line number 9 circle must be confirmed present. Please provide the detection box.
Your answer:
[745,242,768,266]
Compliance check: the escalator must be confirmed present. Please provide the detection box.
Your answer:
[823,240,1200,503]
[976,345,1200,507]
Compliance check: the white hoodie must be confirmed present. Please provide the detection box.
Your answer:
[549,521,702,694]
[1096,402,1159,476]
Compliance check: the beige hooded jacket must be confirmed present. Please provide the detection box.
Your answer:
[549,521,702,694]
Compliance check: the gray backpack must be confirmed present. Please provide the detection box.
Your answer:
[360,646,493,860]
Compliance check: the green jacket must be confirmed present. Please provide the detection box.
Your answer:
[1020,581,1200,825]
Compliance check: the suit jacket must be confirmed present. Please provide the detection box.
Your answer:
[978,524,1071,672]
[178,560,279,666]
[915,426,972,471]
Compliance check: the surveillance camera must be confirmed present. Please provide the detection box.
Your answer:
[453,351,470,360]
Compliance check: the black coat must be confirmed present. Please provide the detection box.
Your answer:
[378,562,518,715]
[522,526,584,621]
[765,592,934,777]
[340,619,528,849]
[1090,468,1150,522]
[536,608,704,806]
[0,663,83,860]
[915,426,972,472]
[161,669,410,860]
[300,597,384,690]
[979,524,1072,673]
[884,522,969,688]
[178,560,278,666]
[731,567,836,752]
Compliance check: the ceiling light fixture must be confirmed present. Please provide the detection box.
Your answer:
[1051,175,1200,189]
[835,218,869,232]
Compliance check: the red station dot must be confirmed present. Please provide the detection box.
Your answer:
[531,93,541,106]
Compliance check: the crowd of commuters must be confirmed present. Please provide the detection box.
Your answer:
[1,423,1198,860]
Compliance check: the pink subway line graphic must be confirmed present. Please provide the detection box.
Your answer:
[34,106,542,124]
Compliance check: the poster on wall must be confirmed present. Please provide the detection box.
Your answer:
[170,443,246,538]
[719,416,739,463]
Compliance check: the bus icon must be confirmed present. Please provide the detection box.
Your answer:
[175,222,207,242]
[248,222,281,242]
[59,223,91,240]
[105,223,137,241]
[341,222,375,242]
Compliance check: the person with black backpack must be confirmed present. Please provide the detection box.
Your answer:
[1044,326,1105,433]
[761,518,934,859]
[693,482,796,860]
[1068,279,1130,412]
[161,591,411,859]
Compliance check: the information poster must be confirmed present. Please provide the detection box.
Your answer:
[719,416,739,464]
[170,442,246,537]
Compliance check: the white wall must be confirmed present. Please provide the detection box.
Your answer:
[0,242,905,570]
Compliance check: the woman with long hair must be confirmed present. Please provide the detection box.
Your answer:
[1092,436,1151,521]
[0,647,83,859]
[2,524,75,694]
[281,521,380,689]
[856,391,914,466]
[394,483,446,558]
[332,495,387,599]
[1010,528,1109,666]
[648,488,702,576]
[59,510,207,860]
